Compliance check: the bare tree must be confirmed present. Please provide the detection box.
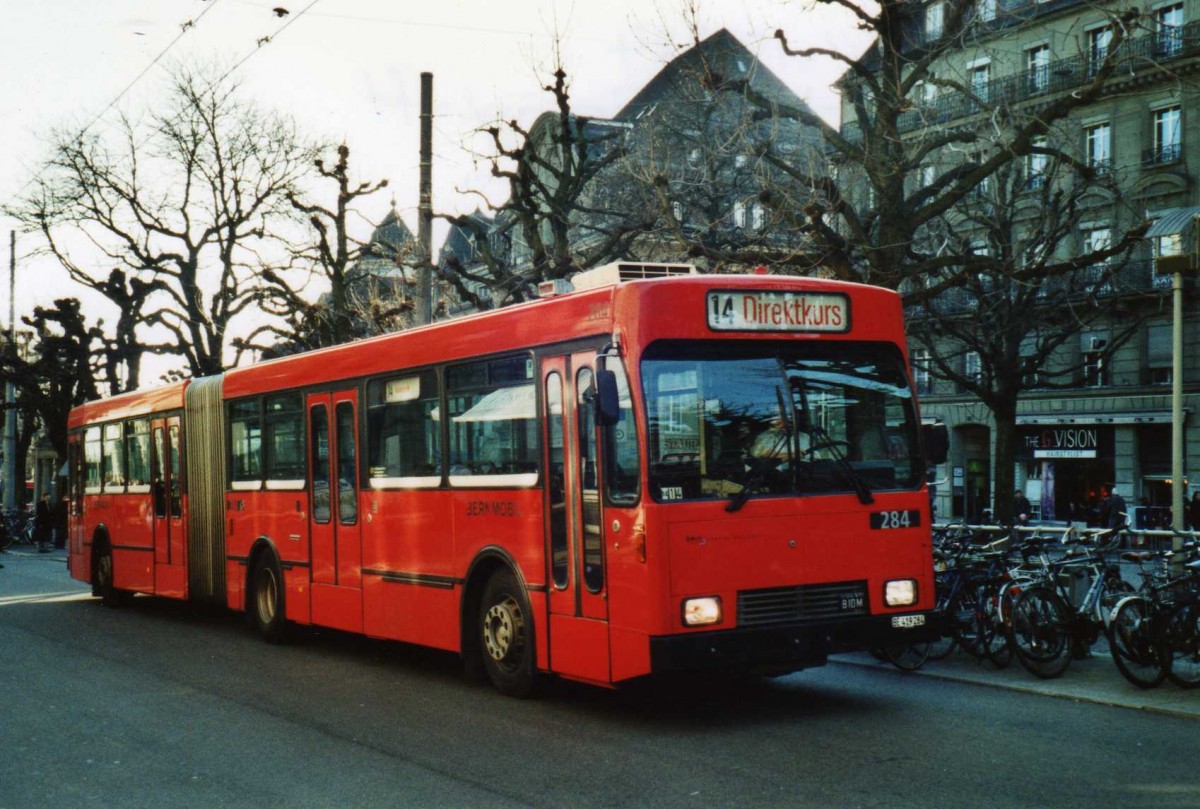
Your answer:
[441,62,655,309]
[0,298,102,467]
[249,143,415,354]
[11,65,317,384]
[756,1,1164,521]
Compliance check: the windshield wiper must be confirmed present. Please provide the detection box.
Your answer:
[805,423,875,505]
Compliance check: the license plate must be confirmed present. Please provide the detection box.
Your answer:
[891,614,926,629]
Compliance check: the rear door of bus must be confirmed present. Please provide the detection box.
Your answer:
[307,390,363,633]
[150,416,186,598]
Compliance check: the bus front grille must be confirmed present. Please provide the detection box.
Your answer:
[737,581,869,628]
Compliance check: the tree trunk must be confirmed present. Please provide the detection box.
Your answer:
[991,400,1019,526]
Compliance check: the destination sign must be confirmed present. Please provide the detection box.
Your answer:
[707,290,850,333]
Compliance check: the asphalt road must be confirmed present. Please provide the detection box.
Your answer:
[3,551,1199,809]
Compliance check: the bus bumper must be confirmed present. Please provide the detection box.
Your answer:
[648,613,939,675]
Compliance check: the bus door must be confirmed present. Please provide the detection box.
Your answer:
[66,433,84,575]
[307,390,363,633]
[541,353,610,682]
[150,416,186,597]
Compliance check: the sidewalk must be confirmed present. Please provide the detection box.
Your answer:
[835,644,1200,720]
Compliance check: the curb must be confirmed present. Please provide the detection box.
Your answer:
[832,653,1200,721]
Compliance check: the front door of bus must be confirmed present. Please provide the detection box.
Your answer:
[541,353,609,682]
[307,390,363,633]
[150,416,186,598]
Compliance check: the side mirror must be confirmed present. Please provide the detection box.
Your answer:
[922,422,949,466]
[595,367,620,427]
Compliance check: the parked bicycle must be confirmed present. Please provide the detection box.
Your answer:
[1006,527,1132,679]
[1107,541,1200,688]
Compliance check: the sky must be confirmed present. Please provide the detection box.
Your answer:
[0,0,865,371]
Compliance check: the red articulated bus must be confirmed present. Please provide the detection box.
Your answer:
[66,264,946,695]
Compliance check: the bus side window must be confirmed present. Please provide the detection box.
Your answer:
[602,359,640,506]
[102,423,125,491]
[230,399,263,488]
[153,426,167,518]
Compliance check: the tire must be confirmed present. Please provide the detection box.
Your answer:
[1009,586,1073,679]
[980,586,1013,669]
[952,583,989,660]
[249,553,288,643]
[926,633,958,661]
[1107,596,1167,689]
[1163,602,1200,689]
[883,643,931,672]
[478,568,537,697]
[93,541,131,607]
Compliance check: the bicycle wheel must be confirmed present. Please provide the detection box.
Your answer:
[952,583,989,660]
[1163,601,1200,689]
[883,642,932,672]
[1106,596,1167,689]
[980,585,1013,669]
[1009,586,1073,679]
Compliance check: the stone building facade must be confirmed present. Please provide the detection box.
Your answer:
[841,0,1200,524]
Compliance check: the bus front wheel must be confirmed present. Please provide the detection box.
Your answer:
[479,569,537,697]
[94,542,130,607]
[249,553,288,643]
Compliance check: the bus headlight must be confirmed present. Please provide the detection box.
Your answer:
[884,579,918,607]
[682,596,723,626]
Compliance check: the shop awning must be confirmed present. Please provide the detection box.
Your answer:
[1016,411,1185,425]
[1146,206,1200,238]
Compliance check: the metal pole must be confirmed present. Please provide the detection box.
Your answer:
[4,231,16,512]
[417,72,434,325]
[1171,216,1194,545]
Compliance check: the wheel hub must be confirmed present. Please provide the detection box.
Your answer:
[483,597,524,662]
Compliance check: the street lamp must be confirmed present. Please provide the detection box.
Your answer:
[1152,214,1195,546]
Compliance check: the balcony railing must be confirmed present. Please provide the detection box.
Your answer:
[841,23,1200,142]
[1143,142,1183,166]
[909,258,1171,317]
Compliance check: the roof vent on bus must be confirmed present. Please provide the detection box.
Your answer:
[568,262,697,292]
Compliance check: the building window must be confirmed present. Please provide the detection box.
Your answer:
[1147,322,1172,385]
[1157,4,1184,57]
[750,202,765,231]
[1082,332,1109,387]
[1020,348,1045,388]
[976,0,996,23]
[926,1,944,39]
[964,351,982,385]
[1148,106,1182,165]
[1085,122,1112,173]
[1088,26,1113,76]
[1026,135,1049,189]
[733,200,747,229]
[969,63,990,105]
[1027,45,1050,94]
[912,348,933,394]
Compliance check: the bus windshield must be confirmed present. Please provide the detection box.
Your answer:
[643,341,921,504]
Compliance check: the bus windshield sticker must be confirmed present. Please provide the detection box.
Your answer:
[707,290,850,333]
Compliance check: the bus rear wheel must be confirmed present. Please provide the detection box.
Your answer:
[250,553,288,643]
[479,569,537,697]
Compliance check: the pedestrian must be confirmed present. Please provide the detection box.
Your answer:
[34,492,53,553]
[53,495,68,549]
[1189,492,1200,532]
[1012,489,1032,526]
[1105,484,1127,529]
